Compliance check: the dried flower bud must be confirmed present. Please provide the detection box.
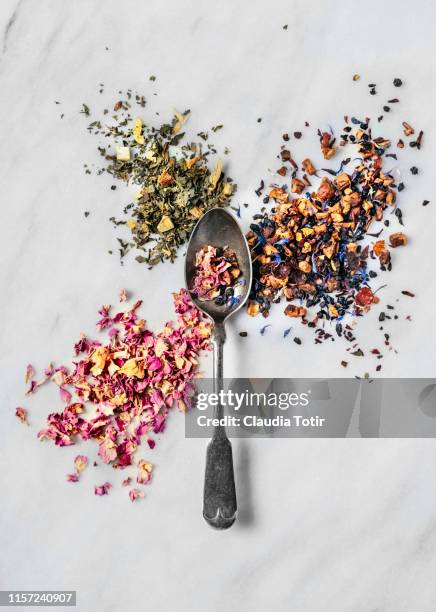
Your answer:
[389,232,407,248]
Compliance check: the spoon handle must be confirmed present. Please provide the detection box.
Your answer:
[203,322,237,529]
[213,322,225,420]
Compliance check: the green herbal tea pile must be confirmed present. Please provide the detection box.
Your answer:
[247,77,425,370]
[84,93,236,265]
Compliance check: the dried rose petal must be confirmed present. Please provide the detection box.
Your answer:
[59,387,72,404]
[96,305,112,331]
[119,288,128,303]
[98,438,117,464]
[66,473,79,483]
[25,364,35,384]
[137,460,153,485]
[122,477,132,487]
[129,488,144,502]
[74,455,88,473]
[16,407,28,425]
[74,334,99,356]
[25,374,51,395]
[44,363,54,377]
[94,482,112,496]
[25,381,38,395]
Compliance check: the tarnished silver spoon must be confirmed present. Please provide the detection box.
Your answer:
[185,207,252,529]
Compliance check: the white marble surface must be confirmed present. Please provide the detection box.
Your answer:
[1,0,436,610]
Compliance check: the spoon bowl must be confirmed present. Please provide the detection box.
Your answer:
[185,208,252,322]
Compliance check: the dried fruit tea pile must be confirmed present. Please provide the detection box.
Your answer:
[83,91,235,266]
[247,79,425,370]
[248,121,408,320]
[21,290,211,501]
[191,245,242,307]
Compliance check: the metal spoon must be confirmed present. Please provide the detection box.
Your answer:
[185,208,252,529]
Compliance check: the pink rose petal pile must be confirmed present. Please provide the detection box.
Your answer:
[23,289,211,501]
